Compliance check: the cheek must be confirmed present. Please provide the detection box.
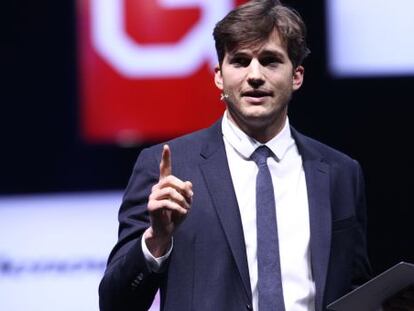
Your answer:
[224,80,244,94]
[271,75,294,92]
[222,70,245,90]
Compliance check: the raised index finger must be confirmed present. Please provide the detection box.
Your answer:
[159,144,172,180]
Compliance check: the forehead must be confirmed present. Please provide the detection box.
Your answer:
[227,29,288,57]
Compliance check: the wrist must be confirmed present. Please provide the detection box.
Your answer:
[144,227,172,258]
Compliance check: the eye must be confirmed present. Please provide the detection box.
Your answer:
[260,56,281,66]
[230,56,251,67]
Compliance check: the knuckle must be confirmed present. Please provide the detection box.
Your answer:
[151,184,159,192]
[157,179,166,188]
[147,201,155,210]
[149,191,156,200]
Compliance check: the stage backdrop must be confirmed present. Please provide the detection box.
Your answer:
[78,0,247,144]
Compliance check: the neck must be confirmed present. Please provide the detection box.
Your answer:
[226,111,287,144]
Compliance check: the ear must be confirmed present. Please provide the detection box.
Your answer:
[292,66,304,91]
[214,65,224,91]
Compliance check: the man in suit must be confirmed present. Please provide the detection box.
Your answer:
[99,1,371,310]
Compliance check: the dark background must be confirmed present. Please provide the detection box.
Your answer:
[1,0,413,275]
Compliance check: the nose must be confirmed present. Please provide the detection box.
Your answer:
[247,59,265,88]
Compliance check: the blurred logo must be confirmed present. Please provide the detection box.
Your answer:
[79,0,246,143]
[91,0,232,77]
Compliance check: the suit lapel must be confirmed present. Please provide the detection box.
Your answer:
[292,128,332,311]
[303,160,331,311]
[198,120,252,303]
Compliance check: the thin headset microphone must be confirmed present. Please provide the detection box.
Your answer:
[220,93,230,101]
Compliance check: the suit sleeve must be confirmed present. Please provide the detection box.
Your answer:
[99,147,165,311]
[351,160,372,287]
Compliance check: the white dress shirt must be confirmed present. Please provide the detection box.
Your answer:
[222,111,315,311]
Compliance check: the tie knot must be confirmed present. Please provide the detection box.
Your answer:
[250,145,273,166]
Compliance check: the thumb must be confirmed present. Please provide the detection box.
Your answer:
[159,144,172,179]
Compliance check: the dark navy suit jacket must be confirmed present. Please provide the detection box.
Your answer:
[99,119,371,311]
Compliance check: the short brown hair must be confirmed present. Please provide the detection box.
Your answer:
[213,0,310,68]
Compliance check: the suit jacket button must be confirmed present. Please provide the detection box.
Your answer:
[246,304,252,310]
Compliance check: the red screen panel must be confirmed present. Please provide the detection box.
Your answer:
[78,0,247,144]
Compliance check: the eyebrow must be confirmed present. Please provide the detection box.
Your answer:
[259,49,286,60]
[228,51,250,58]
[229,49,286,60]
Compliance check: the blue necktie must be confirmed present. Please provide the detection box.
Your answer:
[251,146,285,311]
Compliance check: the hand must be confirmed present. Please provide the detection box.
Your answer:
[383,285,414,311]
[144,144,193,257]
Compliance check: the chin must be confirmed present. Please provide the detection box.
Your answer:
[243,107,273,119]
[241,112,272,125]
[245,106,286,123]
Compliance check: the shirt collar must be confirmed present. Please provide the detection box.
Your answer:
[221,110,294,161]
